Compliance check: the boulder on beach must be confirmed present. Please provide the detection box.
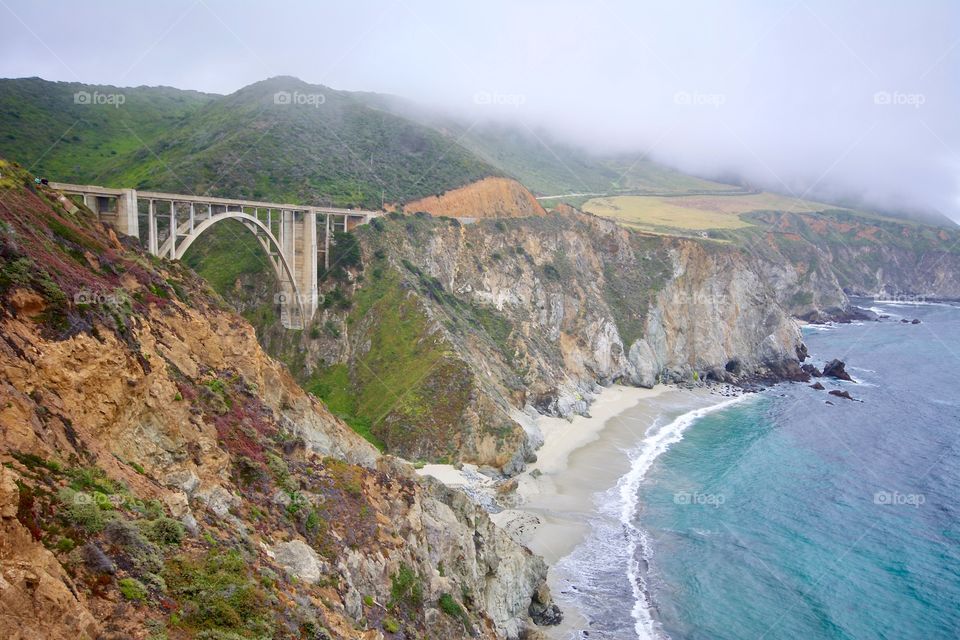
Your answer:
[823,359,853,382]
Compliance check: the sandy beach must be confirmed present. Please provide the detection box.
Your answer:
[419,383,733,638]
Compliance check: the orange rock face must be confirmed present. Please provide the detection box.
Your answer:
[403,177,547,219]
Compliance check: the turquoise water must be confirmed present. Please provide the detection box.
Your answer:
[562,301,960,639]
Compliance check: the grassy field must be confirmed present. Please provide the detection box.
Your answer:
[583,192,835,232]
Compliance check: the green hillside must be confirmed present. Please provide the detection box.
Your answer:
[0,77,214,183]
[0,76,499,209]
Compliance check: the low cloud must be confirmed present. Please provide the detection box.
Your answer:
[2,0,957,219]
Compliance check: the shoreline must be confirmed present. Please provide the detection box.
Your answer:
[419,382,742,638]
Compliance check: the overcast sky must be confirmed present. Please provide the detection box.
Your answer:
[2,0,958,218]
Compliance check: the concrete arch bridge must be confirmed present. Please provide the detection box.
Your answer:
[50,182,381,329]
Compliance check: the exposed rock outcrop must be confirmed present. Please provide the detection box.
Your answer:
[402,176,547,219]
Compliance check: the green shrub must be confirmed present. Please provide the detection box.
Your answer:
[439,592,465,617]
[163,549,269,635]
[55,537,76,553]
[542,263,561,280]
[383,617,400,633]
[389,564,423,609]
[203,378,227,395]
[105,518,164,574]
[265,453,292,490]
[60,491,105,533]
[439,592,471,629]
[67,466,117,494]
[144,516,185,545]
[323,320,340,338]
[118,577,147,601]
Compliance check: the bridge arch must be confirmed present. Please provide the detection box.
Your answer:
[171,211,306,327]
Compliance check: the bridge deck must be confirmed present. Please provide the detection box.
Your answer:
[49,182,379,217]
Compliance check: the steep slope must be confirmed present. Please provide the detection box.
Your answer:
[0,159,555,640]
[738,209,960,303]
[402,177,547,218]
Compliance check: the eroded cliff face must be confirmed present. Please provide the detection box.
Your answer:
[0,161,552,640]
[748,210,960,307]
[401,177,547,219]
[302,209,810,472]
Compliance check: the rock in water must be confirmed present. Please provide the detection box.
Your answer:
[828,389,854,401]
[912,318,922,324]
[802,364,823,377]
[810,382,825,390]
[823,359,853,381]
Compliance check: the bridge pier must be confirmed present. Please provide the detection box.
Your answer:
[116,189,139,237]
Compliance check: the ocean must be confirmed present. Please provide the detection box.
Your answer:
[554,301,960,639]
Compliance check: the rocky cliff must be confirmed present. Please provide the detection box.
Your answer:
[0,159,553,640]
[300,208,810,473]
[191,179,960,478]
[746,209,960,305]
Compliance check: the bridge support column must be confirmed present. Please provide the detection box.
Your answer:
[299,210,319,323]
[277,210,299,329]
[83,194,97,218]
[115,189,139,238]
[148,200,158,255]
[323,214,331,271]
[169,201,177,259]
